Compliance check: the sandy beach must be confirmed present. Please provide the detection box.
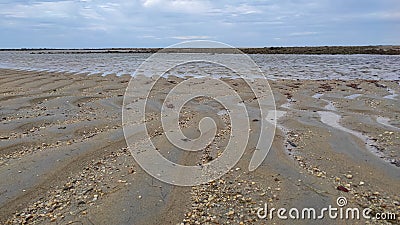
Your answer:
[0,68,399,224]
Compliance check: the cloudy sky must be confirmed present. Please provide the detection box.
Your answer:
[0,0,399,48]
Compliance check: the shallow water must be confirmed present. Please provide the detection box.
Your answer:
[317,111,386,158]
[376,117,400,131]
[383,87,398,99]
[312,93,337,111]
[344,93,363,99]
[0,52,399,80]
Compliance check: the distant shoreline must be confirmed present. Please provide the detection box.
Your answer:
[1,45,400,55]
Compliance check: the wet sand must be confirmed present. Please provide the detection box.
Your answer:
[0,69,399,224]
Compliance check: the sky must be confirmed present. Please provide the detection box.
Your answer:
[0,0,399,48]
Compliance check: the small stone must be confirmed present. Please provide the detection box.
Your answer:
[359,181,365,186]
[78,200,86,205]
[337,185,349,192]
[346,174,353,179]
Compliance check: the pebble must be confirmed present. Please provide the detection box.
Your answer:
[337,185,349,192]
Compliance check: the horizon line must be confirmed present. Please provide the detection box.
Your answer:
[1,44,400,50]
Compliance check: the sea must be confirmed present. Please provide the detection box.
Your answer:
[0,51,399,80]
